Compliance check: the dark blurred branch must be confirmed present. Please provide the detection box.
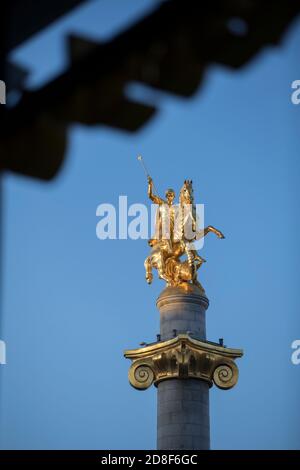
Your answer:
[1,0,300,180]
[0,0,87,57]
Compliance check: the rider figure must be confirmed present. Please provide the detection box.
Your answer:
[147,176,176,249]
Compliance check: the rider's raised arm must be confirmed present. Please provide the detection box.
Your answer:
[148,176,164,205]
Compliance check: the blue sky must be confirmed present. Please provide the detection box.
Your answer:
[0,0,299,449]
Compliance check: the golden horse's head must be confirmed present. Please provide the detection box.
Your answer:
[179,179,194,205]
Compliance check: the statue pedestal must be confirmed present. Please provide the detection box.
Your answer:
[157,284,209,342]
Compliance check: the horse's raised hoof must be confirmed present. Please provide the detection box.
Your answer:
[195,255,206,265]
[146,274,153,284]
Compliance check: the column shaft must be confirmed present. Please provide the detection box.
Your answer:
[156,286,210,450]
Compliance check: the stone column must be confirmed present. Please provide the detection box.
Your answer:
[124,285,243,450]
[156,285,210,450]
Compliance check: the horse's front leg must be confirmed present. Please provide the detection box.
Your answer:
[144,256,153,284]
[192,250,206,268]
[157,254,168,283]
[204,225,225,239]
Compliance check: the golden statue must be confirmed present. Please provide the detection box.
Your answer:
[144,175,224,292]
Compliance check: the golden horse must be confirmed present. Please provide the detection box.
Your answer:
[144,180,224,289]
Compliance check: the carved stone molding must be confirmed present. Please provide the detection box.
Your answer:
[124,334,243,391]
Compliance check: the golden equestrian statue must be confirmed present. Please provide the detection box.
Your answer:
[139,157,224,292]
